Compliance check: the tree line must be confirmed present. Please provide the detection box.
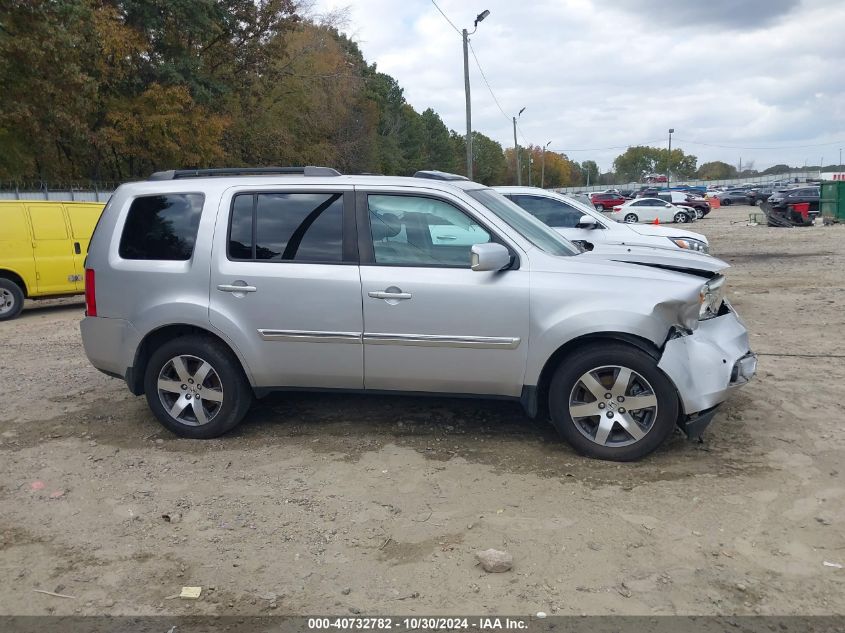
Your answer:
[0,2,817,187]
[0,0,587,187]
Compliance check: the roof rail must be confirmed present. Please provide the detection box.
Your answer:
[413,170,470,181]
[148,166,342,180]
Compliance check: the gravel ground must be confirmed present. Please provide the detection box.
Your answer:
[1,204,844,616]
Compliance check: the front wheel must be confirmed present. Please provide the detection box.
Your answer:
[0,279,24,321]
[548,343,679,461]
[674,212,689,223]
[623,213,638,223]
[695,208,704,219]
[143,335,253,439]
[722,199,732,206]
[595,204,605,211]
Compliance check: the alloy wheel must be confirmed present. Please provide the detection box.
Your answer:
[157,354,224,426]
[568,365,659,447]
[0,289,15,316]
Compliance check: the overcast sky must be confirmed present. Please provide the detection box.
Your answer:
[311,0,845,172]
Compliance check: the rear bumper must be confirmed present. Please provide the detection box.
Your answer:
[657,306,756,416]
[80,316,140,382]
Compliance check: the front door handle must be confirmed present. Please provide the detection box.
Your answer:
[368,289,412,301]
[73,242,81,254]
[436,235,457,241]
[217,283,257,293]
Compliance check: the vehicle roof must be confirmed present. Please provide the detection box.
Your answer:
[116,173,489,196]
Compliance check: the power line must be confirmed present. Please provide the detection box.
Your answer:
[549,140,663,153]
[429,0,461,36]
[675,138,845,150]
[467,41,511,124]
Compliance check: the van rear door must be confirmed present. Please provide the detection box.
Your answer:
[65,203,104,290]
[25,203,77,295]
[0,203,36,293]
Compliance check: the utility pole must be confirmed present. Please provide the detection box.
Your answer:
[541,140,551,188]
[513,107,525,185]
[528,155,533,187]
[667,128,674,188]
[461,9,490,181]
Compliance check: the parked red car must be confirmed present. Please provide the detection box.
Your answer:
[589,192,626,211]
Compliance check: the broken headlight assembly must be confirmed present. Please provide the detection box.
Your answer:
[699,275,726,320]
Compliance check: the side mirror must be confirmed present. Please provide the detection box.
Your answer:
[471,243,511,271]
[576,215,597,229]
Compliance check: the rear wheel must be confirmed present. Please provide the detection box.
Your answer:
[694,208,704,219]
[548,343,679,461]
[623,213,638,223]
[722,198,732,206]
[674,212,688,223]
[0,279,24,321]
[143,335,253,439]
[595,204,605,211]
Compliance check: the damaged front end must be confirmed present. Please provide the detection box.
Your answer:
[659,299,757,438]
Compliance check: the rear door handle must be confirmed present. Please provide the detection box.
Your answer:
[73,242,81,254]
[368,290,412,300]
[217,284,257,293]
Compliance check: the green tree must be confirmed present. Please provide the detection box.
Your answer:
[696,161,739,180]
[419,108,456,172]
[613,146,697,182]
[580,160,599,186]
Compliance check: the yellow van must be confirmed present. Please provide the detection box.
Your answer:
[0,200,105,320]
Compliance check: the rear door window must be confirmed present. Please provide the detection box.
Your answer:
[119,194,204,260]
[228,192,343,263]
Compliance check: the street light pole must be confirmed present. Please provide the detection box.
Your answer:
[541,140,551,188]
[528,155,533,187]
[461,9,490,181]
[513,106,525,185]
[667,128,674,188]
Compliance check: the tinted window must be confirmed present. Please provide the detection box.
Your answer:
[368,194,490,267]
[511,195,585,228]
[119,194,204,260]
[228,192,343,262]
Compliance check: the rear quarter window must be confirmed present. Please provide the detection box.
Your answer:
[119,194,204,260]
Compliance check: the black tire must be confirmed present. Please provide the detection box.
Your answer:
[595,204,605,211]
[695,208,704,219]
[674,212,688,223]
[548,343,679,461]
[0,278,25,321]
[623,213,638,223]
[722,198,732,206]
[143,335,253,439]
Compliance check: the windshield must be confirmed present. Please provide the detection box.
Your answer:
[467,189,579,256]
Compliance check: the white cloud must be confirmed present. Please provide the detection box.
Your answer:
[312,0,845,170]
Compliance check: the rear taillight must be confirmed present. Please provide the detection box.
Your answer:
[84,268,97,317]
[613,206,622,211]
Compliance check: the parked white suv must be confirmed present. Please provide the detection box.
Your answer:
[80,168,755,461]
[496,187,710,253]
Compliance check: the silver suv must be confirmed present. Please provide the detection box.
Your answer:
[80,168,756,461]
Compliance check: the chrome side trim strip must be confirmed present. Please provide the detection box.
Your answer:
[257,329,362,344]
[363,333,521,349]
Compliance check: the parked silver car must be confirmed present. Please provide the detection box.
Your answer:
[80,168,756,461]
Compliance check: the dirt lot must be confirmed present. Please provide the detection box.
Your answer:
[1,204,844,617]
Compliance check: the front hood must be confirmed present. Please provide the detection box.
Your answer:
[578,243,729,277]
[625,223,708,243]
